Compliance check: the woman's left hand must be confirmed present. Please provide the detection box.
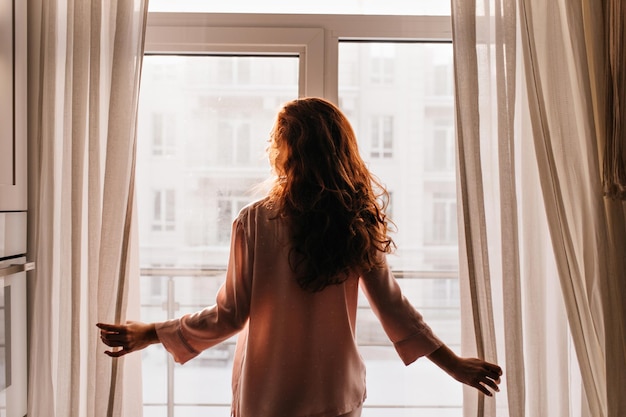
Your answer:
[427,344,503,396]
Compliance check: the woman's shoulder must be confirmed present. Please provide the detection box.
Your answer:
[235,197,277,222]
[235,197,287,245]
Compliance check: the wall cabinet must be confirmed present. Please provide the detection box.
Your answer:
[0,0,27,211]
[0,0,28,415]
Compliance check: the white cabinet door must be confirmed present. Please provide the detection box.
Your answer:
[0,0,26,211]
[0,258,29,417]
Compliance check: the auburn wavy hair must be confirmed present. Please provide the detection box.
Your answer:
[266,98,395,292]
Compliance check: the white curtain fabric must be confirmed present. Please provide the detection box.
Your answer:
[451,1,514,416]
[519,1,626,416]
[452,0,626,416]
[27,0,149,416]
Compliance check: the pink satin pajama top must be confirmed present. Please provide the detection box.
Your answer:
[155,199,443,417]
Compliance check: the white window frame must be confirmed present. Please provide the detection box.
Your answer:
[145,15,326,97]
[145,13,452,102]
[142,11,454,416]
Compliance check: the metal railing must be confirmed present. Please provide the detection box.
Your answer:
[140,267,461,417]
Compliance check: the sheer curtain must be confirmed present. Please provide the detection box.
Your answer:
[451,0,626,416]
[27,1,149,416]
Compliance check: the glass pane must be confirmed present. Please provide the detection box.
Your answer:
[149,0,450,15]
[138,44,459,416]
[138,55,299,415]
[137,55,298,267]
[339,41,460,413]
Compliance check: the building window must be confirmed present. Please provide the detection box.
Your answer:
[218,120,252,165]
[151,112,176,156]
[429,121,455,172]
[151,189,175,231]
[430,192,457,244]
[218,58,252,85]
[217,193,250,244]
[370,43,396,84]
[433,63,453,96]
[370,115,393,158]
[150,275,165,298]
[216,199,233,244]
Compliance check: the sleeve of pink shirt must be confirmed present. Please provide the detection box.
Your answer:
[359,254,444,366]
[155,215,253,364]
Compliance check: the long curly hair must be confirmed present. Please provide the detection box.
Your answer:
[266,98,395,292]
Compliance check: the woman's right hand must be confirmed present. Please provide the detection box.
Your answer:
[96,321,159,358]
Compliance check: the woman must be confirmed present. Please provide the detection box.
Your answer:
[98,97,502,417]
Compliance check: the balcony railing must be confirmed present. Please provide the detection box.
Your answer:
[140,267,462,417]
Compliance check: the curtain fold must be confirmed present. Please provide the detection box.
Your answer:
[452,0,626,415]
[450,1,500,415]
[519,0,626,415]
[517,1,605,414]
[602,0,626,199]
[27,0,149,416]
[492,0,526,415]
[520,1,606,416]
[583,2,626,410]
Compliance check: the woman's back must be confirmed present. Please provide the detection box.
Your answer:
[155,199,444,416]
[231,201,366,416]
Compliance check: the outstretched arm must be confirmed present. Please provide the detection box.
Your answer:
[427,344,502,396]
[97,321,159,358]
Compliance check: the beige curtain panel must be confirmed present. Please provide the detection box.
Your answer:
[452,0,626,416]
[27,1,149,416]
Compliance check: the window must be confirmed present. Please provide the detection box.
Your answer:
[217,59,251,84]
[152,189,175,231]
[152,112,176,156]
[428,120,455,172]
[139,46,300,416]
[150,276,165,298]
[139,13,457,417]
[217,192,249,245]
[429,192,457,245]
[370,115,393,158]
[370,43,396,85]
[433,63,453,96]
[217,119,252,165]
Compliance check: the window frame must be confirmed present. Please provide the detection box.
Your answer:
[141,11,456,416]
[145,13,452,102]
